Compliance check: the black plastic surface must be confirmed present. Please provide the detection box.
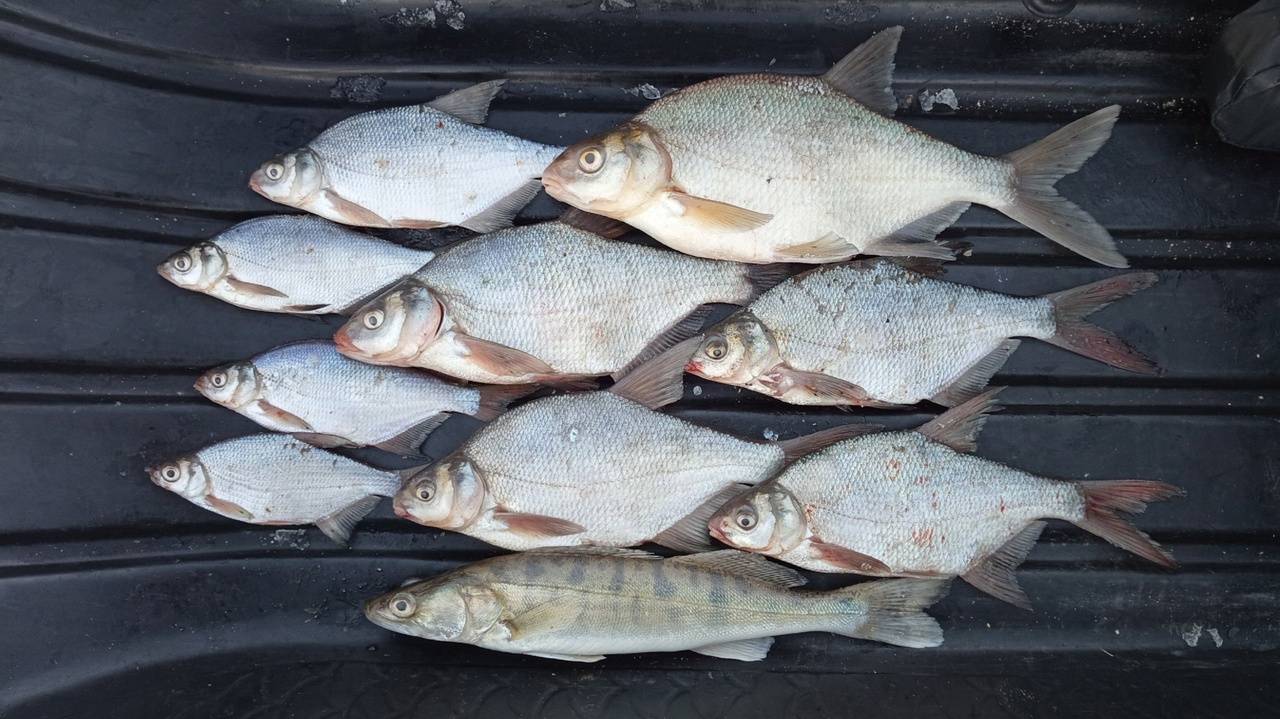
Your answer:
[1,2,1278,717]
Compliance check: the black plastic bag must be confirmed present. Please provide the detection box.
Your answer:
[1207,0,1280,151]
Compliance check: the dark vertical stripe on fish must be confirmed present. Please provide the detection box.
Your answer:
[608,557,626,593]
[651,561,675,598]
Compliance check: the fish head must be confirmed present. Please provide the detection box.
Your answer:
[686,312,778,386]
[334,282,443,365]
[156,242,227,291]
[542,122,670,218]
[249,149,323,206]
[393,457,486,529]
[708,481,806,556]
[194,362,260,409]
[146,455,209,500]
[364,576,503,643]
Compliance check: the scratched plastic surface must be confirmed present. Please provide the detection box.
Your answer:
[0,1,1278,717]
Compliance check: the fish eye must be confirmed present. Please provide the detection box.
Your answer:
[210,372,227,388]
[160,465,181,483]
[577,147,604,173]
[415,483,435,502]
[265,163,284,181]
[389,593,416,617]
[363,309,385,330]
[734,507,757,530]
[703,337,728,361]
[172,255,192,272]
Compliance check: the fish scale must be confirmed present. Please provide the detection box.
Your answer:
[775,431,1083,576]
[750,261,1054,404]
[411,222,757,377]
[458,392,785,550]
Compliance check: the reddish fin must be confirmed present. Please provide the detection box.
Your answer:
[559,208,629,239]
[473,384,539,421]
[916,387,1003,453]
[205,494,254,521]
[1074,480,1184,567]
[494,511,586,539]
[322,189,393,227]
[454,334,558,379]
[1045,272,1159,374]
[961,521,1045,611]
[822,25,902,115]
[762,366,900,408]
[776,423,883,463]
[810,538,892,575]
[609,335,700,409]
[225,276,288,298]
[251,399,314,433]
[666,191,773,233]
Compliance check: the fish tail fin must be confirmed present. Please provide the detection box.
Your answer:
[1000,105,1126,267]
[1074,480,1184,568]
[473,384,540,421]
[833,578,950,648]
[1044,272,1160,374]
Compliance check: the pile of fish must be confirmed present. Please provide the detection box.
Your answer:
[150,26,1182,662]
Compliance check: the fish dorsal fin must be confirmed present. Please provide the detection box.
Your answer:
[426,79,505,124]
[611,307,711,381]
[558,208,630,239]
[822,26,903,116]
[775,423,884,463]
[917,387,1005,453]
[667,550,806,588]
[520,546,660,560]
[608,335,701,409]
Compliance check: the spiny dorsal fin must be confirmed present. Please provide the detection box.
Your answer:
[519,546,660,560]
[608,335,701,410]
[667,550,806,587]
[917,387,1005,453]
[426,79,505,124]
[822,26,903,116]
[558,208,630,239]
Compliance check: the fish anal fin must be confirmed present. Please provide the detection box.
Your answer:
[224,276,289,298]
[316,495,381,546]
[453,334,558,380]
[652,484,747,553]
[460,179,542,233]
[663,191,773,233]
[425,79,505,124]
[961,521,1045,610]
[611,307,711,381]
[525,652,606,663]
[609,335,701,409]
[321,189,393,227]
[493,510,586,539]
[809,538,892,575]
[667,549,806,587]
[931,341,1021,408]
[692,637,773,662]
[822,26,904,116]
[917,387,1004,453]
[250,399,314,433]
[205,494,255,521]
[773,233,855,263]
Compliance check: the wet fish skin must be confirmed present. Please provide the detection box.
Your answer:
[333,220,768,384]
[195,341,513,453]
[146,433,402,543]
[686,260,1157,406]
[543,27,1126,267]
[364,548,949,661]
[156,214,434,314]
[249,81,562,230]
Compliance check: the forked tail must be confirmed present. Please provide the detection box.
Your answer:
[1074,480,1185,567]
[1001,105,1126,267]
[834,578,950,648]
[1044,272,1159,374]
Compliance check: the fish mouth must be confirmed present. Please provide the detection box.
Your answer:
[392,501,411,520]
[247,169,268,198]
[707,518,729,545]
[332,326,363,357]
[685,359,704,376]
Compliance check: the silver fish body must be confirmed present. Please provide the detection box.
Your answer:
[334,221,767,384]
[146,433,402,543]
[156,215,433,314]
[195,341,498,454]
[365,548,949,661]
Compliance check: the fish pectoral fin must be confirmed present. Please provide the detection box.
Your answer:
[863,203,970,260]
[772,233,855,263]
[204,494,255,521]
[224,276,289,298]
[452,334,558,380]
[662,191,773,233]
[692,637,774,662]
[250,399,315,433]
[321,189,393,227]
[760,367,896,408]
[460,179,543,233]
[916,387,1004,453]
[822,26,903,116]
[426,79,505,124]
[961,521,1046,611]
[668,550,806,588]
[493,510,586,538]
[930,341,1021,409]
[315,495,382,546]
[524,652,607,663]
[292,432,359,449]
[653,484,748,553]
[611,307,712,381]
[808,539,892,575]
[609,335,702,410]
[374,414,450,456]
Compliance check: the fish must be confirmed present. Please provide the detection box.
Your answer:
[542,26,1127,267]
[332,214,787,384]
[393,336,878,551]
[686,259,1158,407]
[195,341,531,456]
[249,81,561,231]
[146,433,404,544]
[708,389,1184,609]
[364,546,951,661]
[156,214,434,314]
